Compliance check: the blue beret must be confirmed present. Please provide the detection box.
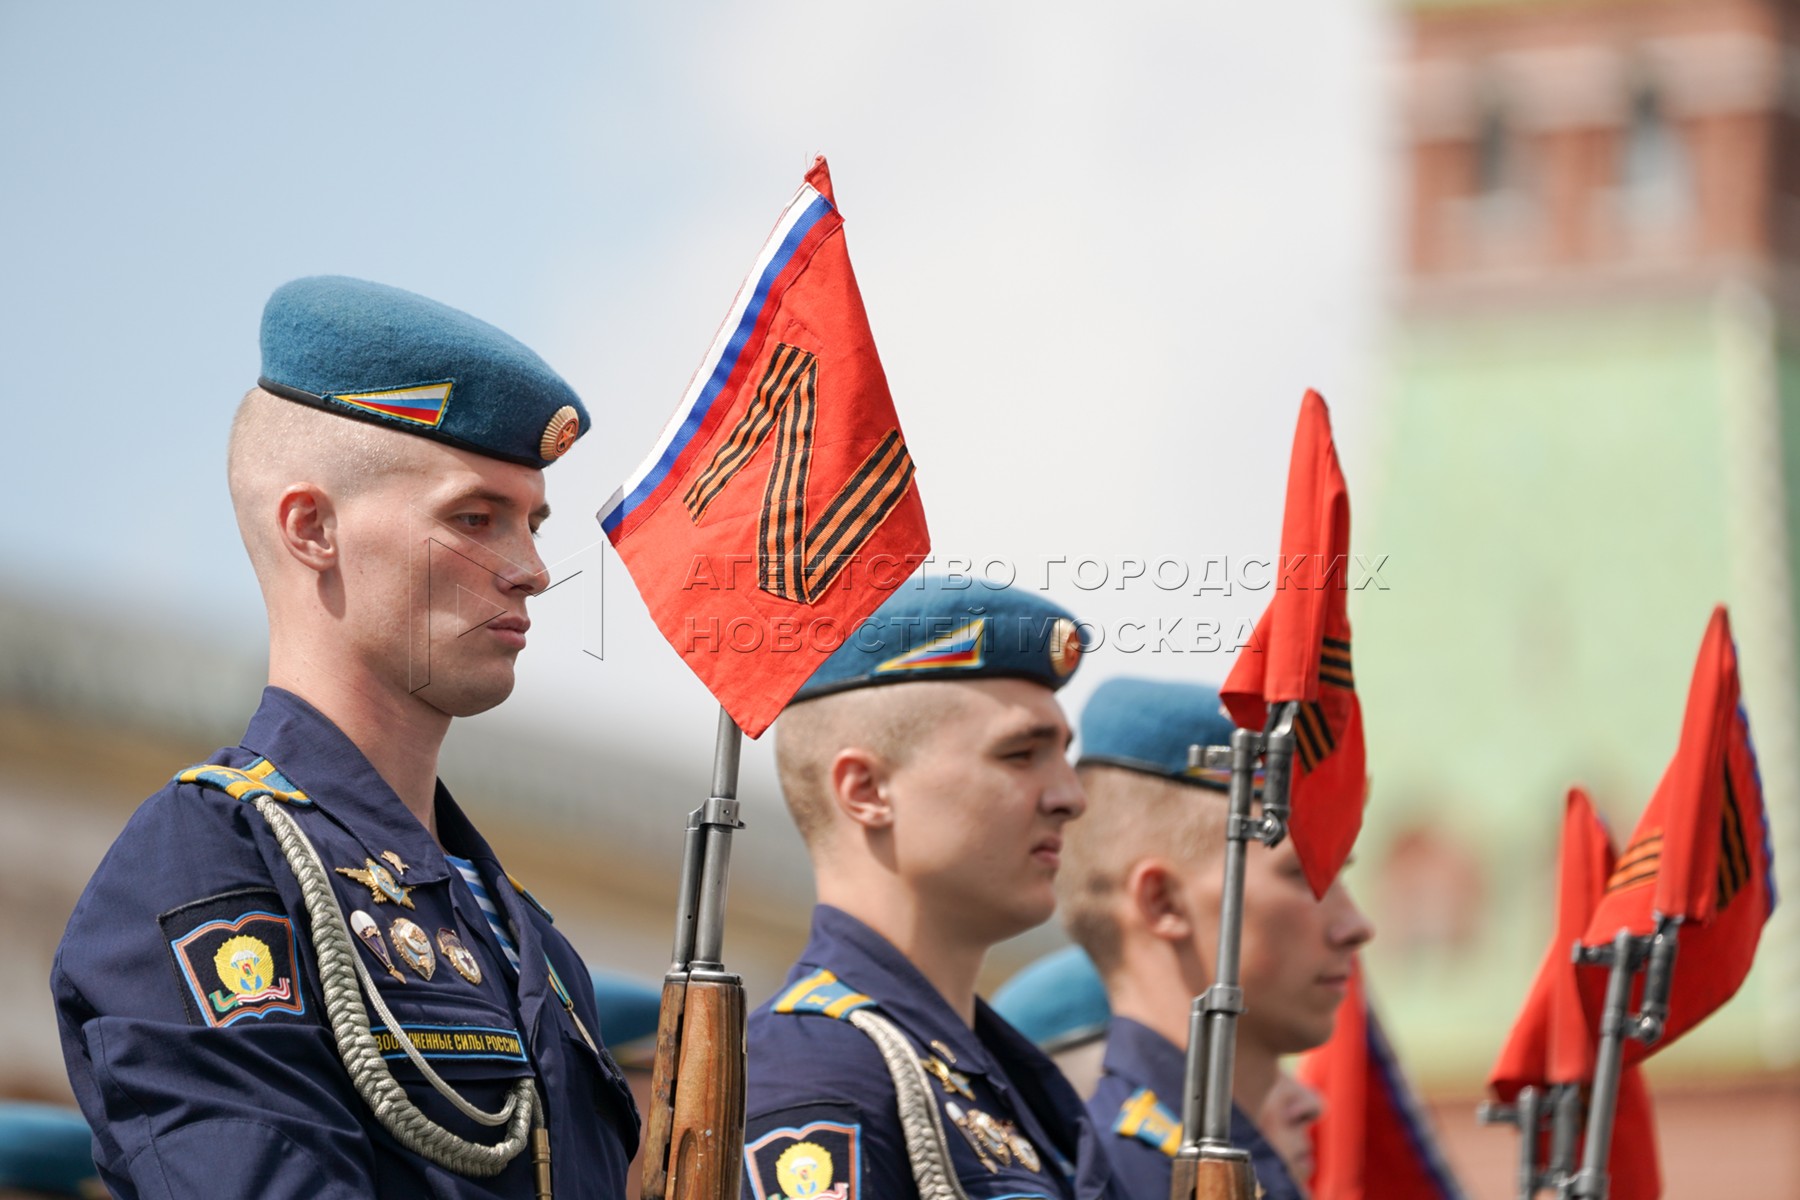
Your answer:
[1078,677,1238,790]
[259,276,588,468]
[792,576,1086,703]
[0,1103,96,1193]
[991,946,1111,1052]
[590,969,662,1069]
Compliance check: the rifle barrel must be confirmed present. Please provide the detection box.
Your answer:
[1570,929,1638,1199]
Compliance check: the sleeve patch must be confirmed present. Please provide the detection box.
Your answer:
[159,889,307,1028]
[746,1110,862,1200]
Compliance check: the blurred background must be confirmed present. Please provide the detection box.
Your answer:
[3,1,1799,1195]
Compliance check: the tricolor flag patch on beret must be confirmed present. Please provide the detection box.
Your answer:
[329,381,453,428]
[876,618,984,674]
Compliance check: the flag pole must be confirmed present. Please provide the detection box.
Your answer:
[1171,703,1297,1199]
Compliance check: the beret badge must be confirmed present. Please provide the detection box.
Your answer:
[541,405,581,461]
[1049,617,1082,677]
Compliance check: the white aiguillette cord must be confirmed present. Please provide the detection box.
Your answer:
[848,1008,972,1200]
[253,795,541,1178]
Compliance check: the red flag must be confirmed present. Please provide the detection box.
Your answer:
[1581,606,1776,1063]
[598,158,929,736]
[1298,960,1464,1200]
[1490,789,1661,1199]
[1492,789,1613,1095]
[1220,390,1365,897]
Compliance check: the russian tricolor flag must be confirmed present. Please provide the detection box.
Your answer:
[600,179,839,539]
[597,158,929,737]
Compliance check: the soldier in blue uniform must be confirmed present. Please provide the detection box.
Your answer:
[743,579,1123,1200]
[52,277,639,1198]
[1057,678,1373,1200]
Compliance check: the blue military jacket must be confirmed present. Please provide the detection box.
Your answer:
[52,687,640,1199]
[1088,1018,1300,1200]
[744,906,1122,1200]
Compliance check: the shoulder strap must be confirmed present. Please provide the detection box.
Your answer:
[772,966,968,1200]
[504,871,555,923]
[772,967,876,1020]
[175,757,312,806]
[1113,1087,1181,1157]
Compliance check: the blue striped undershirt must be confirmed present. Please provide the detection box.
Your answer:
[445,854,521,975]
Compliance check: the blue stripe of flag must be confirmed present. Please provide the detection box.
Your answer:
[602,192,834,535]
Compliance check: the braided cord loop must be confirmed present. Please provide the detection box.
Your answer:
[254,796,537,1176]
[847,1009,971,1200]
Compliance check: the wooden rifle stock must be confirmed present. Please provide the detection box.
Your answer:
[640,976,687,1200]
[673,978,747,1200]
[1169,1155,1257,1200]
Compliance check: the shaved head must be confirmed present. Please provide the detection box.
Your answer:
[775,682,971,849]
[226,387,418,579]
[1057,765,1227,976]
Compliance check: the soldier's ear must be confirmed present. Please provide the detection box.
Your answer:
[1127,859,1194,944]
[276,483,337,573]
[829,747,894,831]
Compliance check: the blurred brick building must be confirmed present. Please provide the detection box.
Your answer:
[1360,0,1800,1194]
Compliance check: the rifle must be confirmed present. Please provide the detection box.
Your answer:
[1565,920,1677,1199]
[641,707,749,1200]
[1171,702,1299,1200]
[1478,1081,1581,1197]
[1476,917,1677,1200]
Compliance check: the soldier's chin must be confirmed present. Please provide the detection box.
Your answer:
[419,673,518,719]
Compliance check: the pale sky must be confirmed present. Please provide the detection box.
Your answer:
[1,2,1394,781]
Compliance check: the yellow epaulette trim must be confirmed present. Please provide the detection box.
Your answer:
[773,968,875,1019]
[175,758,312,807]
[1113,1087,1182,1157]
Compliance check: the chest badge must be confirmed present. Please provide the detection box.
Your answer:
[943,1101,999,1172]
[350,910,405,983]
[944,1101,1041,1175]
[920,1054,974,1100]
[390,917,436,980]
[438,926,483,985]
[336,858,415,909]
[380,850,410,875]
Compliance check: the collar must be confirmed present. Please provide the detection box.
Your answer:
[1101,1017,1187,1107]
[239,686,453,884]
[793,906,996,1076]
